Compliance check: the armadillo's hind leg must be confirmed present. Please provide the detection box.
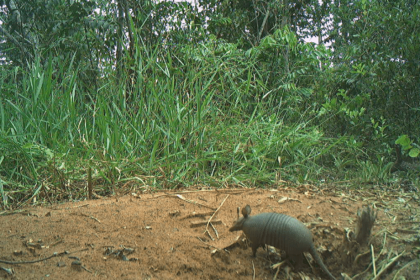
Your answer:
[288,253,304,267]
[251,242,260,257]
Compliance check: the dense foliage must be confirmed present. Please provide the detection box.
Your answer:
[0,0,419,209]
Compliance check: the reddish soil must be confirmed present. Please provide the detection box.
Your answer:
[1,185,419,279]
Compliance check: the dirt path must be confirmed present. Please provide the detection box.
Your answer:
[1,185,418,279]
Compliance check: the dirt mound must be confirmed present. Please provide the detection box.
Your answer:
[1,186,418,279]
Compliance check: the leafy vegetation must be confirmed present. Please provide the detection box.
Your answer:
[1,0,419,209]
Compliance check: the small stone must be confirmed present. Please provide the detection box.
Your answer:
[71,260,82,271]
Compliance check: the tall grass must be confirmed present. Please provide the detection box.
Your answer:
[0,41,371,210]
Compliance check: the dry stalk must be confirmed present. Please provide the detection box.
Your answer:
[252,260,255,280]
[372,250,406,280]
[370,244,376,277]
[175,194,216,210]
[204,195,229,239]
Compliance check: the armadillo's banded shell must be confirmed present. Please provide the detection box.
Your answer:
[242,212,313,255]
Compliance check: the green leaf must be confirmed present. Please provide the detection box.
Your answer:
[395,135,412,148]
[260,36,277,48]
[409,148,420,158]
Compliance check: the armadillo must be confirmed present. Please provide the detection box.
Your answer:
[229,205,336,280]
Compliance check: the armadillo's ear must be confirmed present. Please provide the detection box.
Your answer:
[242,205,251,217]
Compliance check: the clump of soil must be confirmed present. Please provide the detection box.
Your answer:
[0,185,419,279]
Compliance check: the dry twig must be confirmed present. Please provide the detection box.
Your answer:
[175,194,216,210]
[190,220,222,227]
[0,248,88,264]
[204,195,229,239]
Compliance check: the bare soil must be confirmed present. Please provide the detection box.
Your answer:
[1,184,419,279]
